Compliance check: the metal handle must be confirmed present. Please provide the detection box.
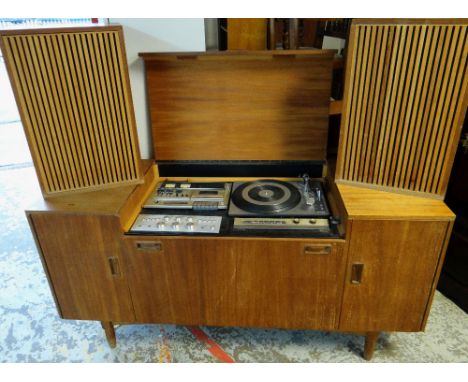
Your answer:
[135,241,163,252]
[351,263,364,284]
[108,257,121,277]
[303,244,332,255]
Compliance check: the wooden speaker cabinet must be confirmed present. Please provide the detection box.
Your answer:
[335,19,468,199]
[0,25,142,197]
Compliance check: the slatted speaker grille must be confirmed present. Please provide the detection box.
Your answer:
[336,21,468,198]
[1,27,141,195]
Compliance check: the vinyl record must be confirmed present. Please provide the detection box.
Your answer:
[231,180,301,214]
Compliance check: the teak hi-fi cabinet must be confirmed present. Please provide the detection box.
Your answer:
[3,20,468,361]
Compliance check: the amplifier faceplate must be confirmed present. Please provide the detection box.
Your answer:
[130,214,222,234]
[233,217,330,231]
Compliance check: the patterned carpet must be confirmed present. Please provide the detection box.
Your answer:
[1,166,468,362]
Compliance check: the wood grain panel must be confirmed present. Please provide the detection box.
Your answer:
[29,213,135,322]
[336,182,455,219]
[0,26,141,197]
[227,18,267,50]
[140,51,334,161]
[339,219,449,332]
[123,237,346,330]
[336,20,468,198]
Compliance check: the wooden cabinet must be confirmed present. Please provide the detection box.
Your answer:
[339,219,451,332]
[24,174,456,359]
[28,213,135,322]
[122,237,346,330]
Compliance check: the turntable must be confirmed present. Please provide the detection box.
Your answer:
[228,177,332,233]
[130,176,335,235]
[228,178,329,217]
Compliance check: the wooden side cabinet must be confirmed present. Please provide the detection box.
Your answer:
[122,237,347,331]
[339,219,452,332]
[28,212,135,322]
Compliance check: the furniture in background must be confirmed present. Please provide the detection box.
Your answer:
[269,19,350,52]
[438,116,468,313]
[225,18,268,50]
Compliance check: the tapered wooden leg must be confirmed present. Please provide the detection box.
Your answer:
[101,321,116,348]
[363,332,380,360]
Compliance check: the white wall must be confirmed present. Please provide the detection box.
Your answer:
[110,18,206,159]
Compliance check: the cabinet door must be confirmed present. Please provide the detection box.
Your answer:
[339,219,450,332]
[123,237,346,330]
[233,239,346,330]
[30,213,135,322]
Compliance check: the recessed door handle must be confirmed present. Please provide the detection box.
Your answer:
[351,263,364,284]
[108,257,121,277]
[303,244,332,255]
[135,241,162,252]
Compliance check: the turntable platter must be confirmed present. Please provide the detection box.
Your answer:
[230,180,301,214]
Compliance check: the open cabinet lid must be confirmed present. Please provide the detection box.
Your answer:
[139,50,335,162]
